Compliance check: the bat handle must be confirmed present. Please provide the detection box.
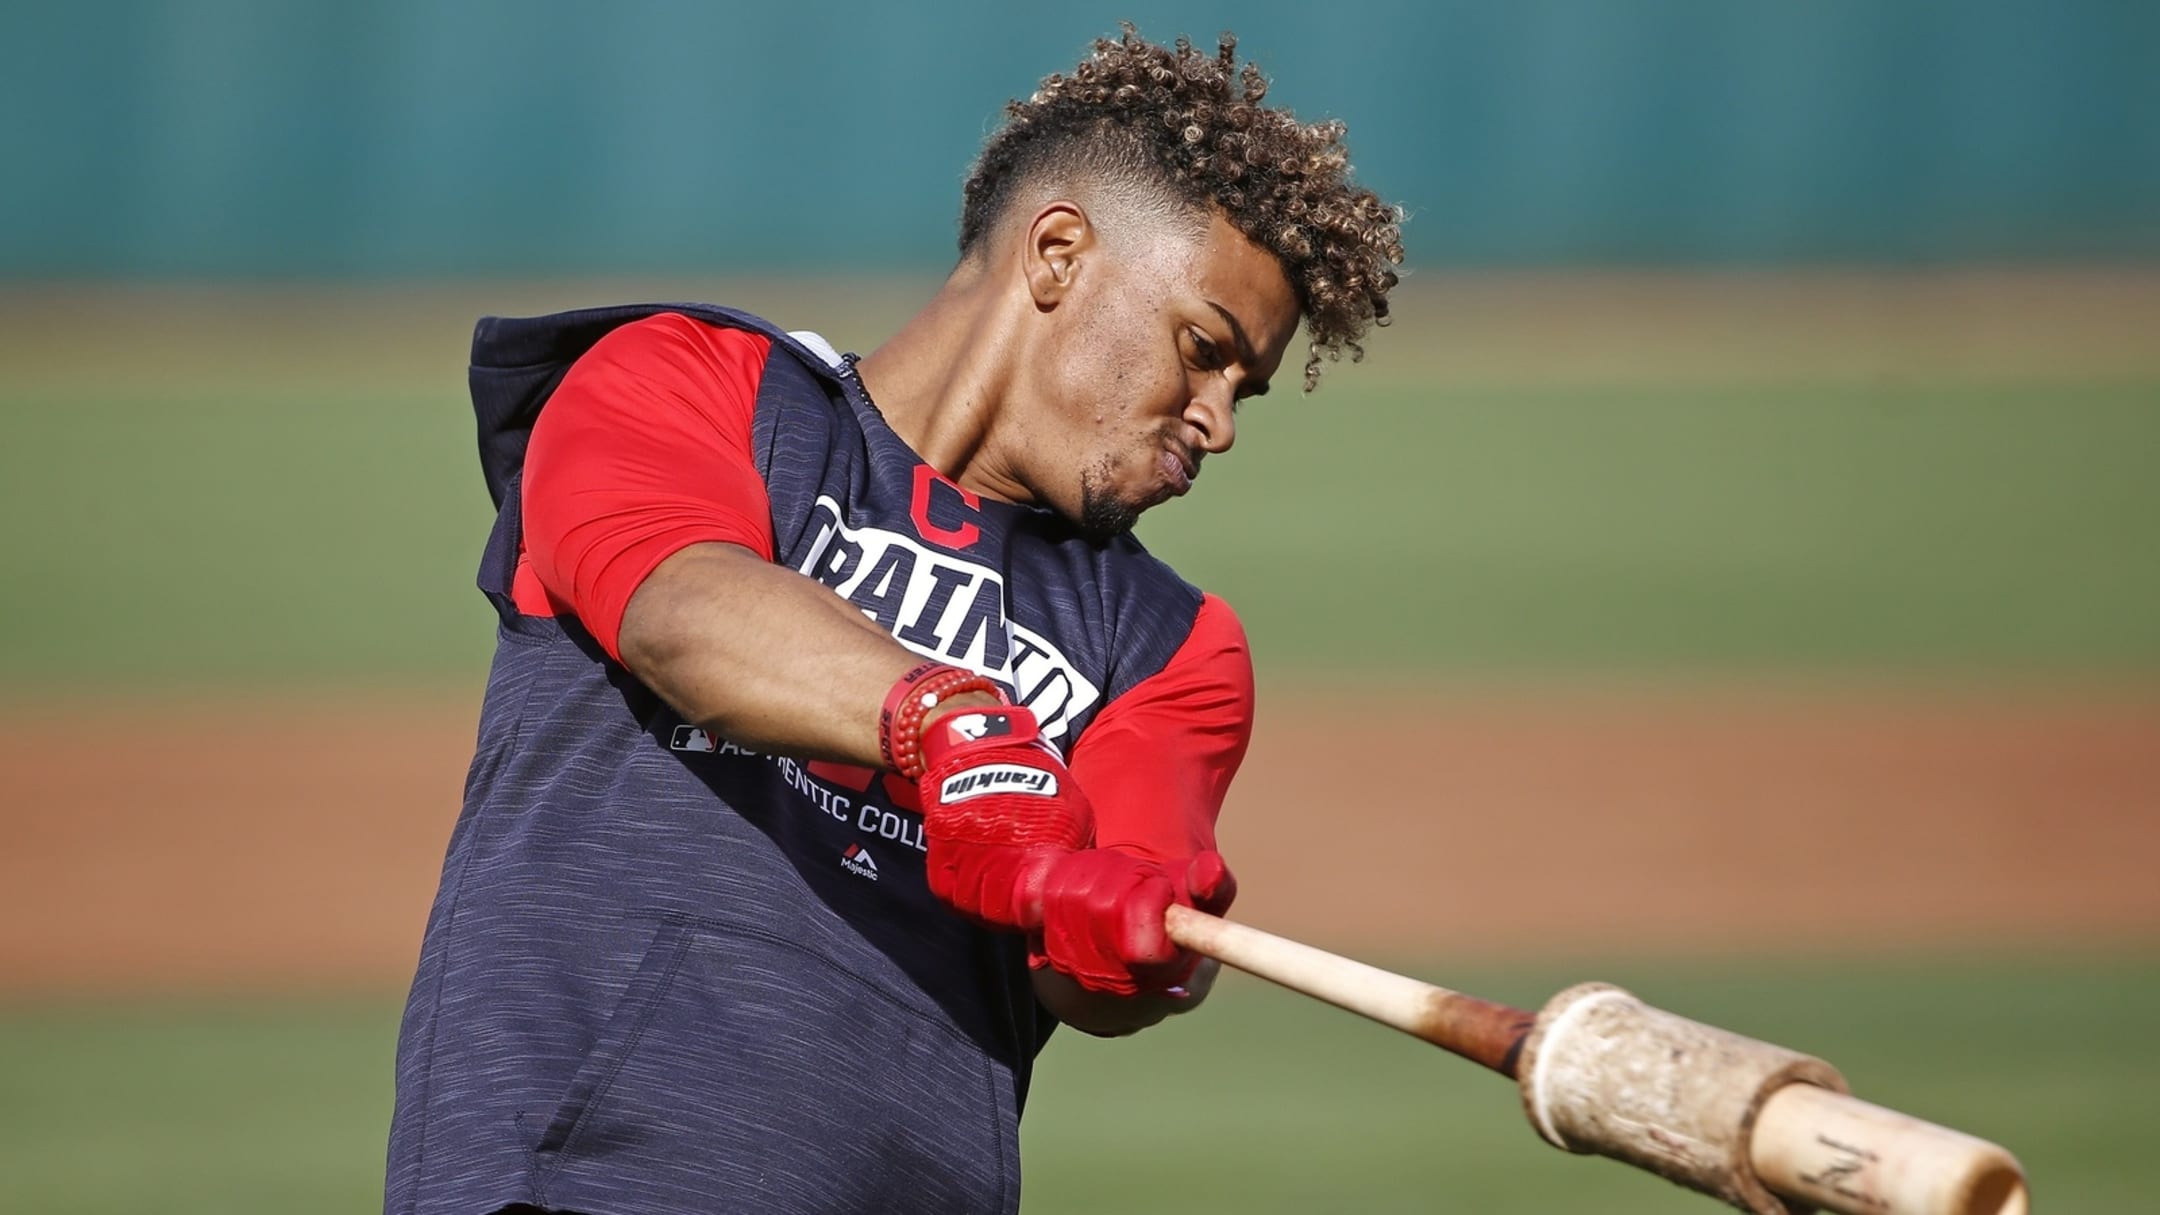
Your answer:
[1166,905,1536,1076]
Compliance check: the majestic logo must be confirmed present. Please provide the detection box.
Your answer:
[946,712,1012,742]
[840,842,880,881]
[796,496,1101,741]
[939,763,1056,802]
[669,725,720,753]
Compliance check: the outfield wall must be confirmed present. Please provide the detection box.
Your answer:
[5,0,2157,274]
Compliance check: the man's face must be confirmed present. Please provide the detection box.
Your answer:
[1023,212,1300,540]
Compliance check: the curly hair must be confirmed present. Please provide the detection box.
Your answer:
[959,25,1404,389]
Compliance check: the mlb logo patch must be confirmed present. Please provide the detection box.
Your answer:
[670,725,720,753]
[947,712,1013,741]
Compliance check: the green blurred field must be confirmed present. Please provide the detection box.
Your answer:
[4,956,2155,1213]
[3,357,2156,688]
[2,278,2154,1212]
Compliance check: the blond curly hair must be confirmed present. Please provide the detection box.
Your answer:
[960,25,1405,389]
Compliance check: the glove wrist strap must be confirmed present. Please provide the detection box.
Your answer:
[879,662,1003,778]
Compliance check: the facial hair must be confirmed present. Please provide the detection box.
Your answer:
[1075,457,1141,543]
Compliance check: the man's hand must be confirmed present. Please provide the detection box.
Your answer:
[1035,848,1238,996]
[916,705,1092,930]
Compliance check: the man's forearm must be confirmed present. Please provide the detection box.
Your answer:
[619,541,1220,1013]
[617,541,981,764]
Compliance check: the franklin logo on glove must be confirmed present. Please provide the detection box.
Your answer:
[940,763,1058,801]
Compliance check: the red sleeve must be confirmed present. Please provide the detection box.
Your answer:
[515,312,777,660]
[1067,593,1254,863]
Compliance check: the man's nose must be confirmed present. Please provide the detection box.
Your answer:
[1187,386,1237,455]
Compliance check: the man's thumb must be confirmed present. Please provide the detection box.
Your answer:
[1184,850,1237,916]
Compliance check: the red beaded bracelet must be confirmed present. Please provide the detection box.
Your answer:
[878,662,1004,778]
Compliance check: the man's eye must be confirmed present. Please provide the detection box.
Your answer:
[1189,331,1222,368]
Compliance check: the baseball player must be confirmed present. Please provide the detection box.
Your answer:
[386,26,1402,1215]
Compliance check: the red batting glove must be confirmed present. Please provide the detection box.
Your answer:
[1180,849,1239,919]
[1035,848,1238,995]
[916,705,1092,931]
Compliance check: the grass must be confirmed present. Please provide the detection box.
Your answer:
[2,953,2152,1213]
[1138,379,2160,676]
[3,377,2156,689]
[0,998,398,1215]
[0,387,496,688]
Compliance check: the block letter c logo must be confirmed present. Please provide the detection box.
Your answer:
[910,463,982,549]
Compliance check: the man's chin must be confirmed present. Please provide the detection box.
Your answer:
[1076,488,1143,543]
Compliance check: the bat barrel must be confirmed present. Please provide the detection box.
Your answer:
[1751,1084,2029,1215]
[1517,982,2029,1215]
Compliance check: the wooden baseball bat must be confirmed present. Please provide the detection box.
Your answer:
[1165,903,1536,1074]
[1165,905,2028,1215]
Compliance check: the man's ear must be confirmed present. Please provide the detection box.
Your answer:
[1022,202,1093,308]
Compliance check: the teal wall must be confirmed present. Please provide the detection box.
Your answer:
[5,0,2156,274]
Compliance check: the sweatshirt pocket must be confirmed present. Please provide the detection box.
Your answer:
[530,914,1017,1215]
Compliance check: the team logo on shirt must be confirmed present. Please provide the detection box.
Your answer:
[840,842,880,880]
[910,463,983,549]
[796,496,1101,740]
